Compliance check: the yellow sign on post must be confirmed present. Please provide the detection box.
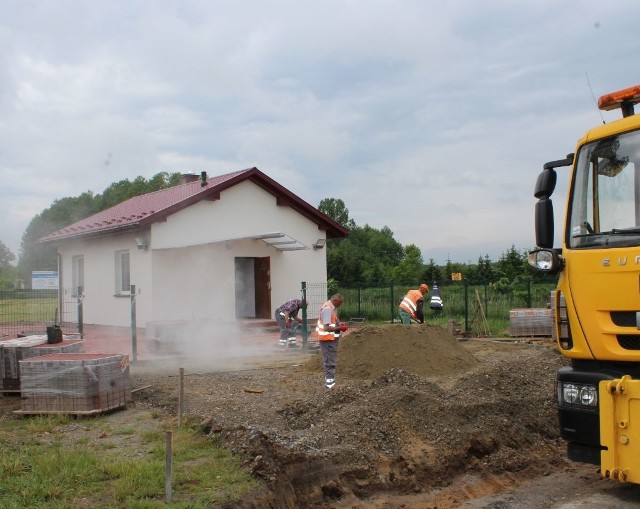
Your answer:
[451,272,462,281]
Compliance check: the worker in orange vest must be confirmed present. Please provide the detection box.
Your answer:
[315,293,347,389]
[398,283,429,324]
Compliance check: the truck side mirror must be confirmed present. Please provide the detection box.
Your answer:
[535,197,554,248]
[534,168,557,199]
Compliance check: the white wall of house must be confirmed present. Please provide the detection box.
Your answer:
[56,232,152,327]
[152,241,254,323]
[149,181,327,324]
[152,181,324,250]
[56,180,328,328]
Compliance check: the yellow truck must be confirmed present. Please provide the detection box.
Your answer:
[529,84,640,483]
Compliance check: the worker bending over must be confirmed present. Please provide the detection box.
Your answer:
[399,283,429,324]
[275,298,306,348]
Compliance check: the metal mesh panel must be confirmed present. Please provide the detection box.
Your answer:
[0,288,80,337]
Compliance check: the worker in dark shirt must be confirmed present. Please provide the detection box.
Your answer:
[275,298,306,348]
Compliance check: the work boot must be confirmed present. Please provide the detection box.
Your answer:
[288,337,298,348]
[278,339,287,348]
[325,378,335,389]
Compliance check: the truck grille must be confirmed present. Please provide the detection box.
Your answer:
[611,311,638,327]
[617,335,640,350]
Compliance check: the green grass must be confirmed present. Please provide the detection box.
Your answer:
[0,414,259,508]
[0,297,58,325]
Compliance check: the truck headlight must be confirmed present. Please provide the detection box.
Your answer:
[562,383,579,404]
[528,249,563,272]
[557,382,598,408]
[579,385,597,406]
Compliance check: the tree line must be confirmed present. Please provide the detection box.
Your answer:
[0,175,554,291]
[0,172,181,288]
[318,198,556,291]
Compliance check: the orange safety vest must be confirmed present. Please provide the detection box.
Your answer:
[399,289,424,320]
[315,300,340,341]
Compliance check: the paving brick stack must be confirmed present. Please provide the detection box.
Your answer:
[0,337,85,391]
[509,308,553,337]
[18,353,131,414]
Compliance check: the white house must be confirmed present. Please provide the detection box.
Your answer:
[40,168,348,331]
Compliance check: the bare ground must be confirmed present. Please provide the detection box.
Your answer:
[6,324,633,507]
[126,324,584,508]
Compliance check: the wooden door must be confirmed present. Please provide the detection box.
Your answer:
[254,257,271,319]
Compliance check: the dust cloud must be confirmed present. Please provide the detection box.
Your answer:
[135,318,283,375]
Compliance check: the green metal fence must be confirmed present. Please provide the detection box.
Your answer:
[303,279,557,337]
[0,288,81,337]
[1,279,555,340]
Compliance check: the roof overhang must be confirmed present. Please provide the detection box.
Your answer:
[153,231,310,251]
[227,232,308,251]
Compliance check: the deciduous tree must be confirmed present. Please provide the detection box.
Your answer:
[318,198,355,229]
[17,172,180,280]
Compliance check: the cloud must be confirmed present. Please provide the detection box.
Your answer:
[1,0,640,265]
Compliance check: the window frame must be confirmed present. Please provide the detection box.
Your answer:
[71,255,84,297]
[114,250,131,296]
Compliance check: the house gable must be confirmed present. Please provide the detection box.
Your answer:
[151,180,321,250]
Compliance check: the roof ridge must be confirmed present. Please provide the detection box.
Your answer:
[119,168,252,201]
[38,167,348,243]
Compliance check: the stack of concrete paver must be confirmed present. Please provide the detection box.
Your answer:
[509,308,553,337]
[0,336,85,391]
[18,352,131,414]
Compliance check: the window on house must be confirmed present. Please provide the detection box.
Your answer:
[72,255,84,297]
[115,250,131,295]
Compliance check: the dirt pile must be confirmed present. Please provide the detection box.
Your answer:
[132,324,570,509]
[306,324,479,379]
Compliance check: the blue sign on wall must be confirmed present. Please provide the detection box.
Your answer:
[32,271,59,290]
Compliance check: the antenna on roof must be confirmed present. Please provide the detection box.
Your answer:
[585,72,605,124]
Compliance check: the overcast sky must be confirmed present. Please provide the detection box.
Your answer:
[2,1,640,265]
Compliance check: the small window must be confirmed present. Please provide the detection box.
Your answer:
[115,250,130,295]
[72,255,84,297]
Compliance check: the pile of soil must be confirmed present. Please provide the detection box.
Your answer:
[312,324,479,379]
[131,324,570,509]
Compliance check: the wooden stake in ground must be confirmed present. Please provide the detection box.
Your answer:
[178,367,184,427]
[165,430,173,504]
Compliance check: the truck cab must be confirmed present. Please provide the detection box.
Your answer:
[529,85,640,482]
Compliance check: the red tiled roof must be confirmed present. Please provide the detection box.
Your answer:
[39,167,349,243]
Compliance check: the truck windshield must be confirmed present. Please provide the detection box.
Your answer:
[568,129,640,248]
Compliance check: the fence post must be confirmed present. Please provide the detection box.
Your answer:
[165,430,173,504]
[390,282,395,323]
[527,278,532,308]
[301,281,308,348]
[130,284,137,363]
[357,284,362,316]
[464,279,470,334]
[77,286,84,339]
[178,367,184,427]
